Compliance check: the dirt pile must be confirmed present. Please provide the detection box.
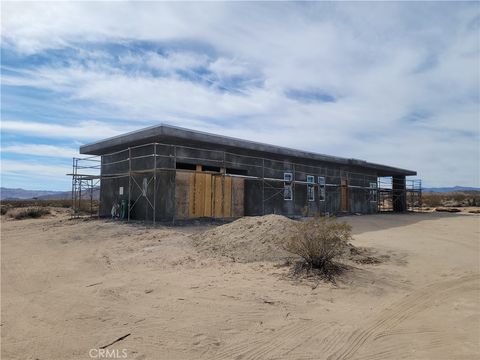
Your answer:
[192,215,391,266]
[191,214,299,262]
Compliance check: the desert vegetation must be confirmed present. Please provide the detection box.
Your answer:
[2,210,479,359]
[5,207,51,220]
[0,199,98,217]
[1,199,73,208]
[422,191,480,208]
[286,217,352,282]
[193,214,361,283]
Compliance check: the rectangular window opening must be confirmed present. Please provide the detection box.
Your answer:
[307,185,315,201]
[284,184,293,201]
[307,175,315,201]
[226,168,248,176]
[284,172,293,201]
[318,176,326,201]
[203,165,221,173]
[176,162,196,171]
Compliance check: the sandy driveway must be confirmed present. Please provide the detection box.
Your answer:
[1,211,479,360]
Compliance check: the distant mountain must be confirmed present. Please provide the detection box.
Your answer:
[423,186,480,193]
[35,191,73,200]
[0,187,68,200]
[0,187,99,200]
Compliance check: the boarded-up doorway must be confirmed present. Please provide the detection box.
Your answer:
[175,171,244,219]
[340,179,349,212]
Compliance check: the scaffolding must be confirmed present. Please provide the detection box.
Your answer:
[70,157,101,218]
[69,142,422,222]
[377,177,422,212]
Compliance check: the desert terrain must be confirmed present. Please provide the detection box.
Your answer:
[1,209,479,360]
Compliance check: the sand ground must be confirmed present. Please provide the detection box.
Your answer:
[1,210,479,360]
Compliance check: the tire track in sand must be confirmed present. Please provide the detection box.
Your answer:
[204,274,478,360]
[209,319,331,360]
[326,274,479,360]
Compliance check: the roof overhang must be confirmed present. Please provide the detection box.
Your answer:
[80,124,417,177]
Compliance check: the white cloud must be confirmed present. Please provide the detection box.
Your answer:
[1,2,479,187]
[1,144,79,158]
[208,57,252,78]
[0,159,70,178]
[0,120,138,141]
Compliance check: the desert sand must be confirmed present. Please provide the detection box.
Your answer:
[1,210,479,360]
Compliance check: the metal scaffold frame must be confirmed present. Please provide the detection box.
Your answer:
[70,156,101,218]
[377,177,422,212]
[69,142,422,222]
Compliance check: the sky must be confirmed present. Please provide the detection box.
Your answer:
[1,1,479,190]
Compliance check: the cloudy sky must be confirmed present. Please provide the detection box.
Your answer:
[1,1,479,190]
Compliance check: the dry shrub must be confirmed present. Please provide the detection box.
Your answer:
[286,216,352,281]
[9,207,51,220]
[422,193,443,207]
[74,200,99,215]
[1,199,99,215]
[423,192,480,207]
[1,199,72,208]
[1,205,10,215]
[435,207,461,213]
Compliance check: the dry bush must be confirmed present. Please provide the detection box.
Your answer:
[9,207,51,220]
[1,205,10,215]
[1,199,72,208]
[422,193,443,207]
[75,200,99,215]
[1,199,99,215]
[286,216,352,281]
[422,192,480,207]
[435,207,461,213]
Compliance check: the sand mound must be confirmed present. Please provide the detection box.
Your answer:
[192,215,389,265]
[192,214,298,263]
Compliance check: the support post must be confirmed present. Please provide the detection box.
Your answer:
[153,143,157,225]
[71,158,75,218]
[392,175,407,212]
[128,147,131,222]
[262,158,265,216]
[78,178,82,215]
[292,163,296,215]
[172,145,176,225]
[90,179,93,216]
[222,151,225,220]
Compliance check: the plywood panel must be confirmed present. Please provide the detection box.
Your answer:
[223,176,232,217]
[195,173,206,217]
[203,173,213,217]
[213,176,223,218]
[188,172,195,217]
[183,172,214,218]
[178,172,244,219]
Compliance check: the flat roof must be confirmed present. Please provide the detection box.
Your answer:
[80,124,416,176]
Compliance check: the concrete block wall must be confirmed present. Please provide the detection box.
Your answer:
[243,161,378,217]
[98,143,380,220]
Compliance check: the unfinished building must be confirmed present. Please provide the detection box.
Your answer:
[72,124,421,222]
